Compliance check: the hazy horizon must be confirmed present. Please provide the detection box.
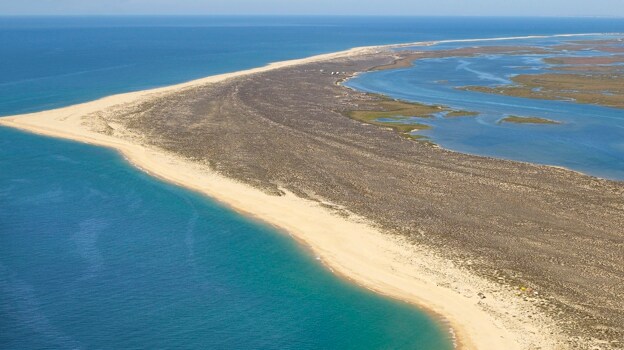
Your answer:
[2,0,624,17]
[2,14,624,18]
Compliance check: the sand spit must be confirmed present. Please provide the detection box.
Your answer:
[3,34,623,350]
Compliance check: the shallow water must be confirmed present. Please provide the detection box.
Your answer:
[0,127,453,349]
[2,16,624,349]
[346,35,624,180]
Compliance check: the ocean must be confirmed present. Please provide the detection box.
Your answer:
[2,16,623,349]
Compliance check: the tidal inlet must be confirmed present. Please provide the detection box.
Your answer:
[1,11,623,350]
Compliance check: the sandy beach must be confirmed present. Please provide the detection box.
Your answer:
[0,106,561,350]
[2,35,622,349]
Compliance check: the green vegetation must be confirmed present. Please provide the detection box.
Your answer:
[345,98,478,142]
[386,121,432,132]
[499,115,561,125]
[460,72,624,109]
[445,110,479,118]
[542,57,566,65]
[346,99,439,140]
[347,100,443,121]
[543,55,624,65]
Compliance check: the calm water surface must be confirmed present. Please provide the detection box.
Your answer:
[346,34,624,180]
[0,127,450,349]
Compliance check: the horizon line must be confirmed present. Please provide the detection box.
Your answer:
[2,14,624,19]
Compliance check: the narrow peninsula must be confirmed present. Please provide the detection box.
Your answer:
[2,37,623,350]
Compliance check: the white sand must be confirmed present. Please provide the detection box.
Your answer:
[0,37,577,349]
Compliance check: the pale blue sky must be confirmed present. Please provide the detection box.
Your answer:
[1,0,624,17]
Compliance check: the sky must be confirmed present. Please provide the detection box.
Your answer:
[1,0,624,17]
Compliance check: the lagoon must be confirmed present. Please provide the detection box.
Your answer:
[346,35,624,180]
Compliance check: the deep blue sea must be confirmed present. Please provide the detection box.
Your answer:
[2,16,624,349]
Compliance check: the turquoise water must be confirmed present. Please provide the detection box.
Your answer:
[3,17,624,349]
[0,127,450,349]
[345,34,624,180]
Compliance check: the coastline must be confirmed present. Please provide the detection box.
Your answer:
[1,34,608,349]
[0,114,561,350]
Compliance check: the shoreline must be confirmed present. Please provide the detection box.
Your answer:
[1,33,608,349]
[0,116,558,350]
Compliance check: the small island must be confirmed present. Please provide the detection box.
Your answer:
[499,115,562,125]
[344,99,435,138]
[445,110,479,117]
[345,97,478,140]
